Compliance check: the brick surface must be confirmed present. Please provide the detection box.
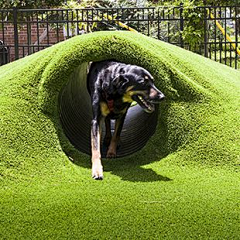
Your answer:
[1,22,65,61]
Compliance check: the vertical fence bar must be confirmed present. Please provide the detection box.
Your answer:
[1,11,5,43]
[214,7,217,62]
[76,9,79,35]
[36,10,40,51]
[56,10,59,41]
[46,10,50,45]
[137,8,140,31]
[224,6,227,65]
[13,7,19,60]
[27,11,32,56]
[209,42,212,59]
[179,2,184,48]
[66,9,69,38]
[167,7,170,43]
[204,7,208,57]
[219,6,222,64]
[235,5,238,69]
[147,8,150,36]
[157,8,160,40]
[86,9,89,33]
[71,9,74,36]
[229,7,232,67]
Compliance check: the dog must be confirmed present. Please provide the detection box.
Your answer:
[87,60,165,180]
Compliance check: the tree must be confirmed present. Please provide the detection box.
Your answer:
[0,0,65,9]
[148,0,239,6]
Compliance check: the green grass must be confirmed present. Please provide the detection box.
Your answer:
[0,31,239,239]
[1,166,239,239]
[210,50,240,69]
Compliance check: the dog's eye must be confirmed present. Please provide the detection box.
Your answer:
[139,79,147,85]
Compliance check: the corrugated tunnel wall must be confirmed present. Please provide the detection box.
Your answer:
[59,62,159,158]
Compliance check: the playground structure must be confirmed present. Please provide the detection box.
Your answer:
[1,30,239,168]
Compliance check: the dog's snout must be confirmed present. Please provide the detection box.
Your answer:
[158,92,165,100]
[149,87,159,99]
[149,86,165,101]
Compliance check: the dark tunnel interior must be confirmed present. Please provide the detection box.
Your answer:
[59,62,159,158]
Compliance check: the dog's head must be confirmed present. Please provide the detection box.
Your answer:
[112,66,165,113]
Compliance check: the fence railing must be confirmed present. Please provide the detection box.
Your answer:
[0,6,239,69]
[0,40,9,66]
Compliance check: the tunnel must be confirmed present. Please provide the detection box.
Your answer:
[59,62,159,158]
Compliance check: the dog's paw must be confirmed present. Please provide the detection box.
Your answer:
[106,150,117,158]
[92,164,104,180]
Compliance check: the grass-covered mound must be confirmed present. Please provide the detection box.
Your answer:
[0,31,239,239]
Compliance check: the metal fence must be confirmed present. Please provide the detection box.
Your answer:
[0,6,239,68]
[0,40,9,65]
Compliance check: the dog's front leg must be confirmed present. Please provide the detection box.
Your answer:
[91,117,104,180]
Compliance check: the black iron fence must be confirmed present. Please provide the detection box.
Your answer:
[0,40,9,65]
[0,6,239,69]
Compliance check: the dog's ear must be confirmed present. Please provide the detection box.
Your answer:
[100,69,111,91]
[112,74,129,91]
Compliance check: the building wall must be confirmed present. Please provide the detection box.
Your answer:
[0,23,65,62]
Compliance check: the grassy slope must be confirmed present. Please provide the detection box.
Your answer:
[0,31,239,239]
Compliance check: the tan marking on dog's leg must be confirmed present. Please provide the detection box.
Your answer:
[91,119,104,180]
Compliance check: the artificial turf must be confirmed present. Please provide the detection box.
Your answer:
[0,31,239,239]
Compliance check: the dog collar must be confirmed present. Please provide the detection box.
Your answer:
[102,91,114,112]
[107,99,114,112]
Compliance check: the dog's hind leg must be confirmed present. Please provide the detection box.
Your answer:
[91,117,104,180]
[107,114,126,158]
[103,116,112,147]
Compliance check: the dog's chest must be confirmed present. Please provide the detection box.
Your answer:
[100,99,129,118]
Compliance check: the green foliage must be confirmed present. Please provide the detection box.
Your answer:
[62,0,139,8]
[150,1,239,53]
[149,0,238,7]
[152,2,206,51]
[181,4,205,51]
[0,0,142,9]
[61,1,99,33]
[0,0,65,8]
[60,0,140,34]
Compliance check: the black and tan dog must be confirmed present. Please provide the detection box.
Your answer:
[88,60,165,180]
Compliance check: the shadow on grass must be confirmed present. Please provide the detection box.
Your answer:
[108,165,172,182]
[104,149,172,182]
[66,143,172,182]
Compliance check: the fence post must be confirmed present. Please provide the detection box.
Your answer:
[235,5,238,69]
[13,7,19,60]
[179,2,184,48]
[203,7,208,58]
